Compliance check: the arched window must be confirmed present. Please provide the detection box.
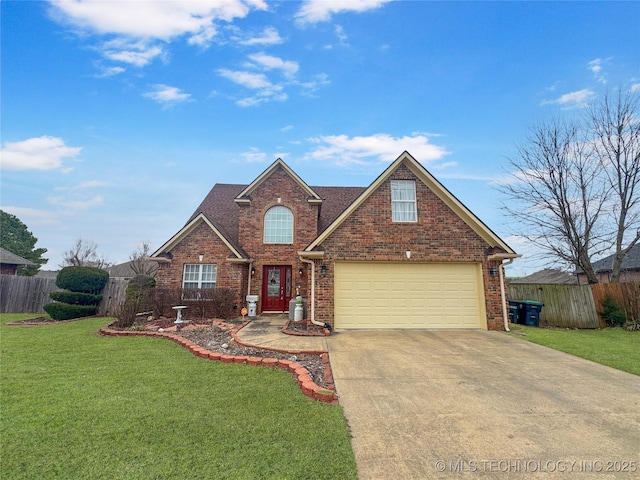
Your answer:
[264,206,293,244]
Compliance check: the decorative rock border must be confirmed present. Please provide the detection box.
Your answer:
[99,321,338,404]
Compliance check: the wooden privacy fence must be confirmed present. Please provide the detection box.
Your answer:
[508,284,599,328]
[509,281,640,328]
[0,275,128,316]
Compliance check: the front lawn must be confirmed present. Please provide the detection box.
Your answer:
[1,314,357,479]
[508,324,640,376]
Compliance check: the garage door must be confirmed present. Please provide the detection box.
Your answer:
[334,262,485,329]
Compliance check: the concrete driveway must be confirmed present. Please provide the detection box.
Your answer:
[327,330,640,479]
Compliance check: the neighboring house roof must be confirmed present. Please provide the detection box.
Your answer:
[107,260,157,278]
[0,247,35,266]
[588,243,640,273]
[35,270,59,279]
[509,269,577,285]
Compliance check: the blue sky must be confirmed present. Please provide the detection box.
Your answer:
[1,0,639,275]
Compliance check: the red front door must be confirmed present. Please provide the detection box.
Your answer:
[262,265,292,312]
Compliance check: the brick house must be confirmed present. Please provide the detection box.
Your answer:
[576,244,640,285]
[151,152,519,330]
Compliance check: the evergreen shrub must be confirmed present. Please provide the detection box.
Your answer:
[43,303,98,321]
[56,266,109,294]
[49,291,103,306]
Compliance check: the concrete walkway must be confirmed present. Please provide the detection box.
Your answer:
[235,315,329,352]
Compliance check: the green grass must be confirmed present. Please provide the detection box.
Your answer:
[1,314,357,479]
[508,324,640,376]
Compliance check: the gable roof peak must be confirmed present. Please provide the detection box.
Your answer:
[234,158,322,204]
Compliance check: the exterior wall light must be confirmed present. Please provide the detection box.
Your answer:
[198,253,204,262]
[489,267,499,277]
[251,266,256,275]
[299,267,304,276]
[320,264,327,276]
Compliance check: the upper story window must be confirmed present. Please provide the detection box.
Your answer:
[264,206,293,244]
[391,180,417,222]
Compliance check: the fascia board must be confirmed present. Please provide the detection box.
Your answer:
[234,158,322,201]
[151,213,244,259]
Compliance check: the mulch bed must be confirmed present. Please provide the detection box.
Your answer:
[175,324,328,388]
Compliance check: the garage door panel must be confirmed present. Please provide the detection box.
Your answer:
[334,262,485,329]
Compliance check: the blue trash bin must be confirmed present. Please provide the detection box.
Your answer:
[516,301,543,327]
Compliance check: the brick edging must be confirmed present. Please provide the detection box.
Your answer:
[99,322,338,404]
[281,320,331,337]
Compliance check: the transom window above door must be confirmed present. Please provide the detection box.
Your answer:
[264,206,293,244]
[391,180,417,222]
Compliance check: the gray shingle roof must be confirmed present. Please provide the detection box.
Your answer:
[590,244,640,273]
[0,247,35,266]
[510,268,577,285]
[188,183,367,254]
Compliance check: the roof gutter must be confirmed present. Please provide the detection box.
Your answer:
[488,253,521,332]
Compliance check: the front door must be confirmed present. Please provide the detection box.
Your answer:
[262,265,292,312]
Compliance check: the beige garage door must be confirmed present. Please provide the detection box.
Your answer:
[334,262,485,329]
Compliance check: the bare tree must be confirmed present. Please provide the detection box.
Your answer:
[587,88,640,282]
[60,238,112,269]
[500,119,609,283]
[500,87,640,283]
[129,241,157,276]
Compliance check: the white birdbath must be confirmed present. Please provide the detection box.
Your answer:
[172,305,188,330]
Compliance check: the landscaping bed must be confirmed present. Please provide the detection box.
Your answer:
[176,324,328,388]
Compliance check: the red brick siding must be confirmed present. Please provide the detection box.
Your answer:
[313,165,505,330]
[155,221,245,309]
[1,264,18,275]
[237,167,319,310]
[577,270,640,285]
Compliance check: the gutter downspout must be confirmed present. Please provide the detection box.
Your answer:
[488,255,517,332]
[499,259,515,332]
[299,257,327,328]
[247,261,253,296]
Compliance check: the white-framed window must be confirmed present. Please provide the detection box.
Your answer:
[263,206,293,244]
[182,264,217,291]
[391,180,417,222]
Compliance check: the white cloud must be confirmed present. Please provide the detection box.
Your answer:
[143,84,192,106]
[0,206,63,226]
[55,180,109,191]
[295,0,391,25]
[48,0,267,66]
[240,147,267,163]
[541,88,595,109]
[0,136,81,171]
[218,68,288,106]
[47,195,104,211]
[630,83,640,93]
[305,133,449,166]
[238,27,283,46]
[248,53,299,78]
[587,58,610,84]
[102,39,165,67]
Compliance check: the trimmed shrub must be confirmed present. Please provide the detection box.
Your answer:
[43,303,98,321]
[49,291,103,306]
[56,266,109,294]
